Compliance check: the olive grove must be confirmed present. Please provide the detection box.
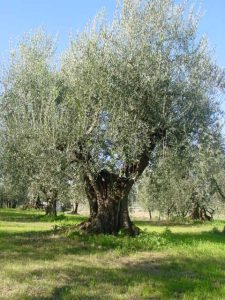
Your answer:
[0,0,224,234]
[138,136,225,220]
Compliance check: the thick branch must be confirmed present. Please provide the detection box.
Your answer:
[123,127,166,179]
[212,178,225,201]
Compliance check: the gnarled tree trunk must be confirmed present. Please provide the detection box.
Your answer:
[191,201,214,221]
[35,194,43,209]
[80,170,139,236]
[45,199,57,216]
[45,190,58,217]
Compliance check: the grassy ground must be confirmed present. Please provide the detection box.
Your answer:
[0,209,224,300]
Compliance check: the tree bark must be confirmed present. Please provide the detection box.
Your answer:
[72,132,162,235]
[80,170,140,235]
[45,199,57,216]
[35,194,43,209]
[43,189,58,216]
[84,175,98,218]
[11,200,17,208]
[71,202,79,214]
[191,201,213,221]
[167,203,174,220]
[191,202,200,220]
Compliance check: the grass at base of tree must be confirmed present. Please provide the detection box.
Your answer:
[0,209,224,299]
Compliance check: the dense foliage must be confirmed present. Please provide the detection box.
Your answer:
[138,138,225,220]
[0,0,224,232]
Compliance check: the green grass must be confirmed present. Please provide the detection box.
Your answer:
[0,209,225,299]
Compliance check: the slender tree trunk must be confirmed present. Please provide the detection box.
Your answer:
[11,200,17,208]
[71,202,79,214]
[148,208,152,220]
[74,202,79,214]
[167,203,174,220]
[80,170,139,235]
[167,209,170,220]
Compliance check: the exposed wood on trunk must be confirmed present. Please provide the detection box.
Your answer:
[84,174,98,218]
[44,189,58,217]
[45,198,57,216]
[80,170,139,235]
[75,128,165,235]
[191,201,214,221]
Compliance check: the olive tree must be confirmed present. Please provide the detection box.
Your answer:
[59,0,224,234]
[189,135,225,220]
[138,148,192,220]
[0,32,68,215]
[138,133,225,221]
[1,0,224,234]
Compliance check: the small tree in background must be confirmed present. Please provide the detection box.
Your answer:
[138,134,225,221]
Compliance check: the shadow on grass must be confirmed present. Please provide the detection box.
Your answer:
[0,225,224,264]
[7,254,225,299]
[0,209,44,222]
[0,209,225,299]
[0,209,87,223]
[0,230,106,261]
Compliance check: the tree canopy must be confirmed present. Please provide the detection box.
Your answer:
[0,0,224,234]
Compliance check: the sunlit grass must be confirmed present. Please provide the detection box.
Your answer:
[0,208,224,299]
